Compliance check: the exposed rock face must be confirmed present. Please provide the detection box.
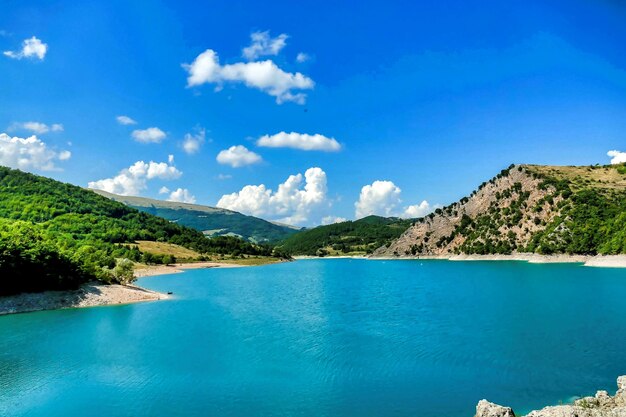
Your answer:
[374,165,561,257]
[476,400,516,417]
[476,377,626,417]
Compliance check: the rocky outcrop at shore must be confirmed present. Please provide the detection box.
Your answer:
[475,376,626,417]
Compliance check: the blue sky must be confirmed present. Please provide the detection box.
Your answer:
[1,0,626,226]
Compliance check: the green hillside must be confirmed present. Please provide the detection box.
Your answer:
[277,215,414,256]
[0,166,278,295]
[92,190,300,243]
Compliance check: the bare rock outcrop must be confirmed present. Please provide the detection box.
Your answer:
[476,377,626,417]
[374,165,561,257]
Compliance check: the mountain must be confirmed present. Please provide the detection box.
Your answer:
[375,164,626,257]
[277,215,414,256]
[92,190,301,243]
[0,166,276,295]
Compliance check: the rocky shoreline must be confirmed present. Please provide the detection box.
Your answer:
[476,376,626,417]
[0,282,168,316]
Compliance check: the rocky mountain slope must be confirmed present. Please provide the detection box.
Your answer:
[374,164,626,257]
[92,190,300,243]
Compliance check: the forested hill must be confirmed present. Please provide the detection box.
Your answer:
[277,216,414,256]
[375,163,626,257]
[0,166,277,295]
[92,190,300,243]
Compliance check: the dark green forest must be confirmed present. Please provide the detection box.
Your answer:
[0,166,278,295]
[277,216,414,256]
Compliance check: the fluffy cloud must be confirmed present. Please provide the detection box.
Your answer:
[608,150,626,165]
[216,145,262,168]
[321,215,347,225]
[183,49,314,104]
[9,121,63,134]
[355,180,433,219]
[403,201,432,218]
[167,188,196,204]
[296,52,310,63]
[242,31,288,61]
[217,167,328,225]
[257,131,341,152]
[158,186,170,194]
[182,128,205,154]
[132,127,166,144]
[116,115,137,125]
[87,157,182,196]
[0,133,71,171]
[3,36,47,60]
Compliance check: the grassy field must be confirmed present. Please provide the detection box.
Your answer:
[133,241,202,259]
[525,164,626,191]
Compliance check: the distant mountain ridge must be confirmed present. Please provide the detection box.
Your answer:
[92,190,301,243]
[375,163,626,257]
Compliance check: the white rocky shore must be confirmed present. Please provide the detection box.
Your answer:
[0,282,167,316]
[476,376,626,417]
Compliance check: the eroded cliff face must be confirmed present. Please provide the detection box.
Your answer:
[374,165,562,257]
[475,376,626,417]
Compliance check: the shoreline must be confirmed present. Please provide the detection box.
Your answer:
[0,260,271,316]
[134,261,245,278]
[296,253,626,268]
[0,282,168,316]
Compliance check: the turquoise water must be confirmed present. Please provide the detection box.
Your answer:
[1,259,626,416]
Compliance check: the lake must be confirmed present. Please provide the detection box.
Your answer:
[1,259,626,416]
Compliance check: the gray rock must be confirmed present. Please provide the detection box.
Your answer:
[475,399,516,417]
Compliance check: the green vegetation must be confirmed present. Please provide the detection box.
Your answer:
[435,163,626,255]
[0,166,283,295]
[278,215,414,256]
[93,190,300,243]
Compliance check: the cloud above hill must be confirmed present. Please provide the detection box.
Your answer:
[355,180,433,219]
[0,133,71,171]
[217,167,328,225]
[88,156,181,196]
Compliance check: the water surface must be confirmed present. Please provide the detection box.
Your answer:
[1,259,626,416]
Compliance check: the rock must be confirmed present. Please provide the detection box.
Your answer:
[475,399,516,417]
[475,376,626,417]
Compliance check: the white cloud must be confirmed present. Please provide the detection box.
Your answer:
[216,173,232,180]
[116,115,137,125]
[217,167,328,225]
[355,180,433,219]
[321,215,347,225]
[9,121,62,135]
[167,188,196,204]
[159,186,170,194]
[216,145,262,168]
[0,133,71,171]
[257,131,341,152]
[608,150,626,165]
[242,31,288,61]
[87,158,182,196]
[182,128,205,154]
[183,49,314,104]
[132,127,166,144]
[296,52,310,63]
[3,36,47,60]
[403,201,432,218]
